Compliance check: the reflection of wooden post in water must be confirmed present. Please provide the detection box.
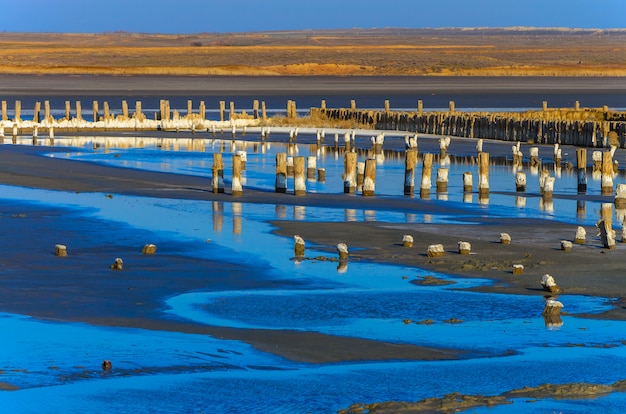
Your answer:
[293,156,306,196]
[275,153,287,193]
[286,156,294,176]
[553,143,561,166]
[231,154,243,196]
[478,152,489,195]
[577,200,586,218]
[439,136,450,159]
[515,171,526,192]
[212,201,223,233]
[232,203,242,235]
[404,149,417,196]
[356,161,365,187]
[307,156,316,180]
[362,159,376,196]
[463,172,472,193]
[344,132,351,152]
[576,148,587,192]
[529,147,539,167]
[343,152,357,193]
[420,153,433,198]
[436,168,448,193]
[212,153,224,193]
[597,203,615,249]
[601,151,614,195]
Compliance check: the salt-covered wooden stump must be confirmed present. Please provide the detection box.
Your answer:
[55,244,67,257]
[343,152,357,194]
[102,360,112,371]
[362,159,376,197]
[337,243,349,261]
[293,156,306,196]
[512,264,524,275]
[427,244,445,258]
[615,183,626,209]
[294,235,305,258]
[478,152,489,195]
[436,168,448,192]
[420,153,433,197]
[462,171,472,193]
[560,240,573,252]
[402,235,413,248]
[574,226,586,244]
[142,244,157,255]
[515,171,526,192]
[457,241,471,255]
[500,233,511,245]
[110,258,123,270]
[541,274,561,293]
[596,219,616,249]
[231,154,244,196]
[542,298,564,316]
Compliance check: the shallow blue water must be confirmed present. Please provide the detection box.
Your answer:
[1,138,626,413]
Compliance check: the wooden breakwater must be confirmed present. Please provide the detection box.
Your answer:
[312,100,626,149]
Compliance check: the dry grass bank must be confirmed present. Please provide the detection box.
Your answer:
[1,28,625,77]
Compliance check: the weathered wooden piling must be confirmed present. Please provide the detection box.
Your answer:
[275,153,287,193]
[463,172,472,193]
[337,243,349,261]
[1,101,6,121]
[212,153,224,193]
[33,101,41,123]
[229,102,235,120]
[543,176,555,198]
[436,168,448,193]
[576,148,587,192]
[541,274,561,294]
[574,226,586,244]
[402,235,413,248]
[529,147,540,167]
[92,101,99,122]
[512,264,524,275]
[515,171,526,192]
[293,156,306,196]
[427,244,445,257]
[121,100,128,119]
[343,152,357,193]
[500,233,511,245]
[307,156,317,180]
[110,258,123,270]
[219,101,225,122]
[231,154,243,196]
[616,184,626,208]
[294,235,305,258]
[356,162,365,186]
[420,153,433,197]
[458,241,471,255]
[597,203,615,249]
[478,152,489,195]
[362,159,376,196]
[55,244,67,257]
[404,149,417,196]
[601,151,614,195]
[14,100,21,122]
[44,100,51,122]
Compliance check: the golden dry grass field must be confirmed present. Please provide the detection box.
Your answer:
[1,28,625,76]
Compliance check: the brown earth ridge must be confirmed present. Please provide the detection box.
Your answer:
[1,28,625,77]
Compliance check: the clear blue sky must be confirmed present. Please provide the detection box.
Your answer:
[4,0,625,33]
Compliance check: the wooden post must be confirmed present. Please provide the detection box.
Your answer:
[65,100,71,120]
[577,148,587,193]
[44,101,51,122]
[14,100,21,122]
[307,156,316,179]
[420,153,433,198]
[343,152,357,193]
[542,101,548,111]
[293,156,306,196]
[598,203,615,249]
[417,100,423,114]
[615,184,626,209]
[231,154,243,196]
[448,101,455,112]
[199,101,206,120]
[1,101,6,121]
[384,100,390,112]
[356,162,365,186]
[404,149,417,196]
[187,100,193,117]
[135,101,143,121]
[478,152,489,195]
[33,101,41,123]
[121,100,128,119]
[92,101,99,122]
[436,167,448,192]
[75,101,82,121]
[362,159,376,196]
[261,101,267,120]
[320,99,326,110]
[103,102,110,121]
[602,151,614,195]
[212,153,224,193]
[219,101,225,122]
[543,176,555,198]
[350,99,356,110]
[229,102,235,120]
[463,172,473,192]
[253,100,259,119]
[276,153,287,193]
[515,171,526,192]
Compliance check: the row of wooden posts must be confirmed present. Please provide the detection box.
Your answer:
[313,100,626,149]
[0,99,271,123]
[208,144,626,208]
